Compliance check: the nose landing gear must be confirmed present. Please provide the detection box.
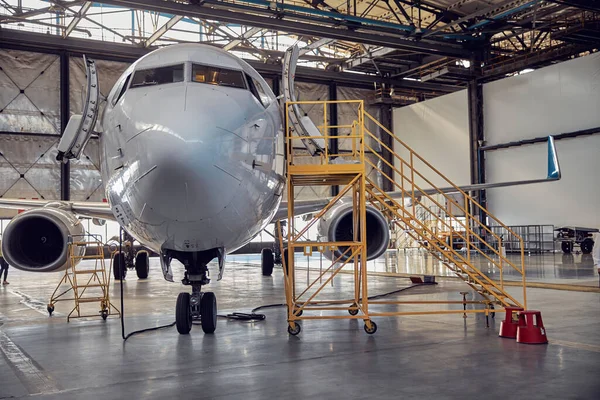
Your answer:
[175,271,218,335]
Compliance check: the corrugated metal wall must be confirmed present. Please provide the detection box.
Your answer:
[0,50,61,216]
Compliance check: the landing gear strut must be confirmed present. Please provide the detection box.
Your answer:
[175,268,218,334]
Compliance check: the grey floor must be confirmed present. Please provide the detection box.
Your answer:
[1,254,599,399]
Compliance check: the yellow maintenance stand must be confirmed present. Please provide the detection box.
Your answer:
[281,99,375,335]
[48,234,120,321]
[281,99,528,335]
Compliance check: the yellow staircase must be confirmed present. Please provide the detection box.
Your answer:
[280,99,526,335]
[360,111,526,310]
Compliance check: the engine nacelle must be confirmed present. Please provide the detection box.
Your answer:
[317,199,390,262]
[1,205,85,272]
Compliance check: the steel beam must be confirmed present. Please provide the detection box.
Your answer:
[60,51,70,201]
[329,82,339,196]
[379,104,394,192]
[0,30,461,92]
[480,127,600,151]
[223,26,262,51]
[64,1,92,38]
[344,46,397,69]
[299,38,336,56]
[98,0,471,57]
[144,15,183,47]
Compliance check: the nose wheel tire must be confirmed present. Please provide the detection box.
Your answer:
[261,248,274,276]
[176,292,193,334]
[200,292,217,334]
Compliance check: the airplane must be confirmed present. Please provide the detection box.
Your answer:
[0,43,562,335]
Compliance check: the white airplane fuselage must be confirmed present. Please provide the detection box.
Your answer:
[99,44,285,260]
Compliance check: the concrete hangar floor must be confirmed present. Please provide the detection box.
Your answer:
[1,251,599,399]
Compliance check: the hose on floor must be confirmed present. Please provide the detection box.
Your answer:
[119,228,175,341]
[250,282,432,313]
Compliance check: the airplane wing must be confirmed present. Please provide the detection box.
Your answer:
[273,136,561,219]
[0,198,114,220]
[388,135,560,198]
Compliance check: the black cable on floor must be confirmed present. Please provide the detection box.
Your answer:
[119,228,175,341]
[119,253,434,340]
[250,282,434,313]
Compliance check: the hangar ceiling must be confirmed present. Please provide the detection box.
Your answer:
[0,1,598,103]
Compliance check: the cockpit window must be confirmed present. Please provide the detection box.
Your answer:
[130,64,184,88]
[112,73,131,105]
[246,74,271,108]
[192,64,246,89]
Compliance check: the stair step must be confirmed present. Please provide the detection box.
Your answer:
[76,284,108,288]
[76,297,107,303]
[74,269,103,274]
[479,289,508,298]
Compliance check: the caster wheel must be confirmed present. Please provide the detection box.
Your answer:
[288,323,301,336]
[47,305,54,316]
[101,310,108,320]
[581,238,594,254]
[364,321,377,334]
[294,309,303,317]
[348,303,359,316]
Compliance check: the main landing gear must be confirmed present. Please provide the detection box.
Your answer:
[112,231,150,280]
[261,248,274,276]
[174,255,218,335]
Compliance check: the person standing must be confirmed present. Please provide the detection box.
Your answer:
[0,241,9,285]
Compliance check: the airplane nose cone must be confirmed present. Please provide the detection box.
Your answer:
[130,110,245,223]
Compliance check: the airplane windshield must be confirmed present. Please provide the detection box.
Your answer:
[130,64,184,88]
[192,64,246,89]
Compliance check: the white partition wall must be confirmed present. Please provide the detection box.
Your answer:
[392,90,470,189]
[484,53,600,227]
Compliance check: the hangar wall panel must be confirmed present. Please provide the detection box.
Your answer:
[484,53,600,146]
[337,87,383,186]
[0,134,61,202]
[486,135,600,226]
[392,90,470,189]
[0,50,60,134]
[485,53,600,227]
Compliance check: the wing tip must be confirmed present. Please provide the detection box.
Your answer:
[547,135,561,180]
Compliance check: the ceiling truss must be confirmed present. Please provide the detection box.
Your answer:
[0,0,597,103]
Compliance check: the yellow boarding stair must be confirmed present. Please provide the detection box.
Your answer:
[360,111,526,310]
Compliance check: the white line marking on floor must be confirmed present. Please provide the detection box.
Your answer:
[9,289,63,316]
[0,330,60,394]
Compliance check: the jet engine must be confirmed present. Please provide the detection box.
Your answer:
[1,205,85,272]
[317,199,390,262]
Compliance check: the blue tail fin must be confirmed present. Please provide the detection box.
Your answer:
[547,136,561,180]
